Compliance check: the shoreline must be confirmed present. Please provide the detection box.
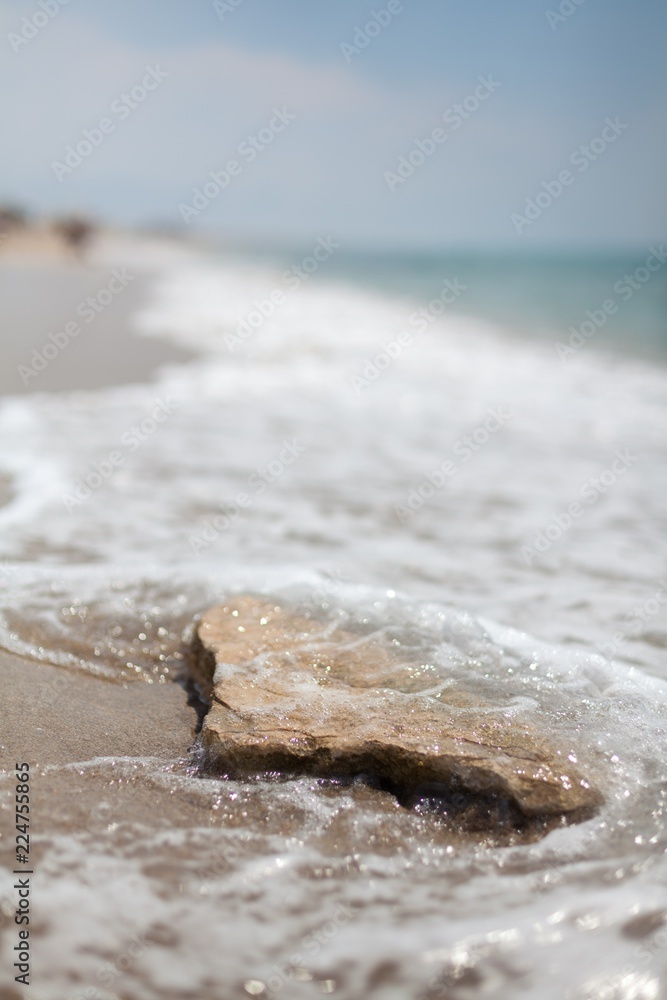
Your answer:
[0,240,194,396]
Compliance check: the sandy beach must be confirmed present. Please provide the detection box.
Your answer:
[0,651,197,854]
[0,235,192,396]
[1,232,666,1000]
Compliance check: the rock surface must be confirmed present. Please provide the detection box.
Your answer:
[191,596,600,822]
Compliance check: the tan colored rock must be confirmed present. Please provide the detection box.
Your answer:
[191,596,599,821]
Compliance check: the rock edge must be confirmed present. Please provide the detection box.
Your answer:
[190,596,601,823]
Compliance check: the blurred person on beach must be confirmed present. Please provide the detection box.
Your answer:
[53,215,95,262]
[0,204,27,243]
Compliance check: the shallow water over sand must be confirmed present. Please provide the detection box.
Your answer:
[1,237,666,999]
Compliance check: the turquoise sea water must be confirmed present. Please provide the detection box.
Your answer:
[244,244,667,359]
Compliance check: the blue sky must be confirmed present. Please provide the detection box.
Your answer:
[1,0,665,248]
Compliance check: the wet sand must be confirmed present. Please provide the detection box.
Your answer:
[0,255,193,395]
[0,653,196,767]
[0,652,199,869]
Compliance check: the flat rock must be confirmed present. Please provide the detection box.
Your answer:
[191,596,600,822]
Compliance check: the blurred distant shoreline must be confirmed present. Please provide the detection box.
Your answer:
[2,210,666,369]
